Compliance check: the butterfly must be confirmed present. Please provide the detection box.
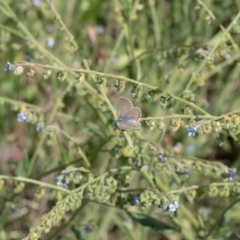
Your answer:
[113,97,142,131]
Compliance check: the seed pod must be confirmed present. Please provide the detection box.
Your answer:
[159,95,172,109]
[114,79,125,93]
[43,69,52,79]
[146,120,155,130]
[146,89,161,102]
[131,84,143,99]
[76,73,85,83]
[95,76,106,90]
[56,71,66,82]
[27,69,36,77]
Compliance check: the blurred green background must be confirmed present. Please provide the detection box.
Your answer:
[1,0,240,239]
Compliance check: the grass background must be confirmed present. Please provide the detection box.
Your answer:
[1,0,240,239]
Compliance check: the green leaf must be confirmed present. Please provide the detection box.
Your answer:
[126,211,177,231]
[70,225,83,240]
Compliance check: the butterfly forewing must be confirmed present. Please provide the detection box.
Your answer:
[117,97,133,118]
[123,107,142,120]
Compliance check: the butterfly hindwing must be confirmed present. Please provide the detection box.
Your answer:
[116,120,141,131]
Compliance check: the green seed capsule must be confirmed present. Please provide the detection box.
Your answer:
[43,69,52,79]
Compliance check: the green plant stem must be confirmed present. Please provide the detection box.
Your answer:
[103,31,125,72]
[54,127,91,167]
[15,61,218,116]
[198,0,240,55]
[0,23,24,38]
[148,0,161,49]
[45,0,78,51]
[47,206,83,240]
[24,166,133,239]
[0,1,100,177]
[0,175,70,193]
[169,182,240,195]
[0,96,79,122]
[203,52,240,80]
[180,204,199,228]
[16,61,157,90]
[44,0,135,148]
[205,197,240,238]
[185,10,240,90]
[141,110,240,121]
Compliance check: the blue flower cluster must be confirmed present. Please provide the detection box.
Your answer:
[132,197,140,205]
[83,225,92,233]
[36,122,44,132]
[187,125,197,137]
[158,154,167,162]
[228,170,236,181]
[47,37,55,48]
[5,62,15,73]
[96,25,105,35]
[17,112,27,123]
[168,201,178,212]
[55,176,70,188]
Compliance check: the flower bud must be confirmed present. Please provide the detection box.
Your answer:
[146,120,155,130]
[43,69,52,79]
[76,73,85,83]
[131,84,143,99]
[27,69,36,77]
[114,79,126,93]
[56,71,66,82]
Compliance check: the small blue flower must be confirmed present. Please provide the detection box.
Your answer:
[17,112,27,122]
[83,225,92,233]
[36,122,44,132]
[112,57,119,65]
[46,25,54,33]
[132,197,140,205]
[96,25,105,35]
[55,176,69,188]
[122,221,128,227]
[26,55,33,62]
[46,37,55,48]
[11,209,19,217]
[187,125,197,137]
[224,53,231,59]
[158,154,167,162]
[175,142,183,147]
[202,210,209,218]
[168,201,178,212]
[55,176,61,184]
[32,0,41,7]
[187,144,196,153]
[204,102,210,108]
[209,55,215,62]
[185,170,191,178]
[5,62,15,73]
[229,170,236,181]
[169,204,176,212]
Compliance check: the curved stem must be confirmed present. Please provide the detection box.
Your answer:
[205,197,240,238]
[0,175,70,193]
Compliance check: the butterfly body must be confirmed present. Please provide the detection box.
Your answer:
[113,97,142,131]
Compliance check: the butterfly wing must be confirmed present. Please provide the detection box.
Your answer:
[116,120,141,131]
[117,97,133,119]
[115,97,142,131]
[122,107,142,120]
